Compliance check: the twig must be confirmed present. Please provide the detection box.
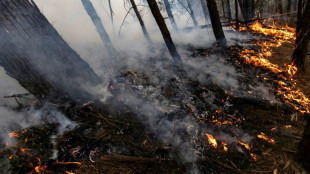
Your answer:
[98,113,117,127]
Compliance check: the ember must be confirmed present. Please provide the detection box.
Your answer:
[257,132,275,144]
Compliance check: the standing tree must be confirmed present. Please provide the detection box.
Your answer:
[226,0,232,20]
[295,0,310,169]
[81,0,116,56]
[292,0,309,72]
[200,0,210,24]
[163,0,179,31]
[237,0,255,21]
[129,0,154,50]
[187,0,198,26]
[206,0,227,44]
[235,0,239,30]
[146,0,183,66]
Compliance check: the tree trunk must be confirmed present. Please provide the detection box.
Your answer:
[200,0,210,24]
[0,0,101,103]
[277,0,284,14]
[146,0,183,66]
[226,0,232,20]
[221,0,226,18]
[187,0,198,27]
[237,0,255,21]
[287,0,292,13]
[292,0,309,72]
[130,0,154,50]
[163,0,179,32]
[206,0,227,44]
[298,116,310,171]
[81,0,116,56]
[235,0,239,30]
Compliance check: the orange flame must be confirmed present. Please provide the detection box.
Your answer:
[237,140,251,150]
[206,134,217,148]
[8,132,19,138]
[56,161,82,166]
[257,132,275,144]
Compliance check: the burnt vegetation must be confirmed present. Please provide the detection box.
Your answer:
[0,0,309,173]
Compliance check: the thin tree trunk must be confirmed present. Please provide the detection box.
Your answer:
[0,0,101,103]
[146,0,183,66]
[292,0,309,72]
[187,0,198,26]
[206,0,226,44]
[277,0,284,14]
[221,0,226,18]
[226,0,232,20]
[81,0,116,56]
[163,0,179,31]
[287,0,292,13]
[200,0,210,24]
[130,0,154,50]
[235,0,239,30]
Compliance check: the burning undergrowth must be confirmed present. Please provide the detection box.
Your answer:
[1,20,308,173]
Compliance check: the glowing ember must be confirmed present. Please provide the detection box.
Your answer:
[20,148,32,153]
[8,155,13,159]
[8,132,19,138]
[56,161,82,166]
[34,157,48,173]
[250,153,257,161]
[64,171,75,174]
[206,134,217,148]
[222,142,228,151]
[237,140,251,150]
[257,132,275,144]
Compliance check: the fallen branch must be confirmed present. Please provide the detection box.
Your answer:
[100,153,160,163]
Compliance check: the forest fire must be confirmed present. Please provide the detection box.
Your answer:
[257,132,275,144]
[237,21,310,114]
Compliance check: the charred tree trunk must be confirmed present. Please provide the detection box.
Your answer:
[287,0,292,13]
[81,0,116,56]
[206,0,226,44]
[0,0,101,103]
[277,0,284,14]
[221,0,226,18]
[235,0,239,30]
[237,0,255,21]
[146,0,182,66]
[226,0,232,20]
[298,116,310,171]
[130,0,154,50]
[187,0,198,27]
[163,0,179,32]
[200,0,210,24]
[292,0,309,72]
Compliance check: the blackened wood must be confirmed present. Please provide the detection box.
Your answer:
[292,0,309,72]
[206,0,227,44]
[0,0,101,103]
[146,0,182,66]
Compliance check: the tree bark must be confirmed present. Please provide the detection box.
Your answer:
[163,0,179,32]
[81,0,116,56]
[206,0,227,44]
[235,0,239,30]
[0,0,101,103]
[130,0,154,50]
[200,0,210,24]
[187,0,198,27]
[237,0,255,21]
[226,0,232,20]
[146,0,182,66]
[292,0,309,72]
[221,0,226,18]
[277,0,284,14]
[298,116,310,171]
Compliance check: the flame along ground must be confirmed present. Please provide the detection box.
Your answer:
[206,20,309,160]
